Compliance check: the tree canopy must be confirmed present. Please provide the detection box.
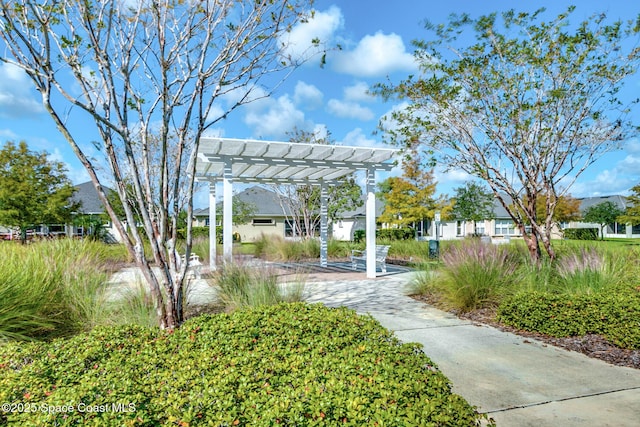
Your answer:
[378,156,450,229]
[618,184,640,226]
[452,181,494,234]
[374,6,640,261]
[0,0,316,328]
[583,201,625,239]
[0,141,77,243]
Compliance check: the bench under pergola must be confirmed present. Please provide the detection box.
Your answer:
[195,137,398,278]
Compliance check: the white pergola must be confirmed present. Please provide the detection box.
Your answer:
[195,137,398,278]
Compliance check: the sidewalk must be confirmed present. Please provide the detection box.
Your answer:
[303,272,640,427]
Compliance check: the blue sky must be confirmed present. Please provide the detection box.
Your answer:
[1,0,639,207]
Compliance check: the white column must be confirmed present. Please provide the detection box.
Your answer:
[365,168,376,278]
[223,157,233,263]
[320,182,328,267]
[208,181,217,270]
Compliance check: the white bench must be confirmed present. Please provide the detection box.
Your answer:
[180,252,202,280]
[350,245,390,273]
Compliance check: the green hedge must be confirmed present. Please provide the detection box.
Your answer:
[563,228,598,240]
[0,303,490,426]
[497,289,640,349]
[377,227,414,240]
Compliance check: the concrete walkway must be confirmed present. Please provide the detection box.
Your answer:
[303,272,640,427]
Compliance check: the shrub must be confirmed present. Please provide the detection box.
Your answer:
[563,228,598,240]
[377,227,414,240]
[353,229,365,243]
[497,289,640,349]
[0,304,491,426]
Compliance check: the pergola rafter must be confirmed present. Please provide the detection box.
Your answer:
[195,137,398,278]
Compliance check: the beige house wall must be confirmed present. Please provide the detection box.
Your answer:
[235,219,286,242]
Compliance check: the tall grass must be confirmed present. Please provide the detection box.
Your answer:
[253,234,321,261]
[213,262,304,311]
[0,239,128,341]
[410,239,521,312]
[555,246,627,294]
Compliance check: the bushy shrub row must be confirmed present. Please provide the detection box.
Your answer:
[0,303,490,426]
[377,227,414,240]
[563,228,598,240]
[497,288,640,349]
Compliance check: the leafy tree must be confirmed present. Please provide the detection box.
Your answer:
[273,129,363,238]
[618,184,640,226]
[378,155,450,230]
[583,201,624,240]
[216,197,257,226]
[0,0,317,329]
[374,7,640,262]
[0,141,78,243]
[452,181,494,235]
[540,193,582,224]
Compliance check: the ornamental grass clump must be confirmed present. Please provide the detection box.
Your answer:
[555,247,624,294]
[213,262,304,311]
[436,239,521,312]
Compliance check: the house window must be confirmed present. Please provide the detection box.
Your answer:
[252,218,275,226]
[204,218,210,226]
[475,222,485,236]
[495,219,515,236]
[456,220,463,236]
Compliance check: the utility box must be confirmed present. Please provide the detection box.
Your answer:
[428,239,440,259]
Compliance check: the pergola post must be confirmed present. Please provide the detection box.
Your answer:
[222,157,233,263]
[365,168,377,278]
[320,181,328,267]
[208,181,217,270]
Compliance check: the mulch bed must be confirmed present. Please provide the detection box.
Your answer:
[411,294,640,370]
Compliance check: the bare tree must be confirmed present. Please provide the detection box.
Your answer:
[0,0,317,328]
[272,128,363,238]
[374,7,640,262]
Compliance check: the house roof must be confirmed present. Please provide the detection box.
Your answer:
[577,195,628,212]
[193,186,292,217]
[489,194,629,219]
[72,181,112,215]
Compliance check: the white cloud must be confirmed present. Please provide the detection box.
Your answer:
[293,81,323,109]
[344,82,375,103]
[281,6,344,64]
[243,94,309,138]
[332,32,417,77]
[341,128,386,149]
[326,99,374,121]
[0,129,18,140]
[0,63,43,118]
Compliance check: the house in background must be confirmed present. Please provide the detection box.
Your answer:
[438,198,524,242]
[68,181,120,241]
[568,195,640,238]
[439,193,639,241]
[193,186,294,242]
[331,197,384,241]
[193,185,387,242]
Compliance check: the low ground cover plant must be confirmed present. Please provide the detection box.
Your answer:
[0,303,491,426]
